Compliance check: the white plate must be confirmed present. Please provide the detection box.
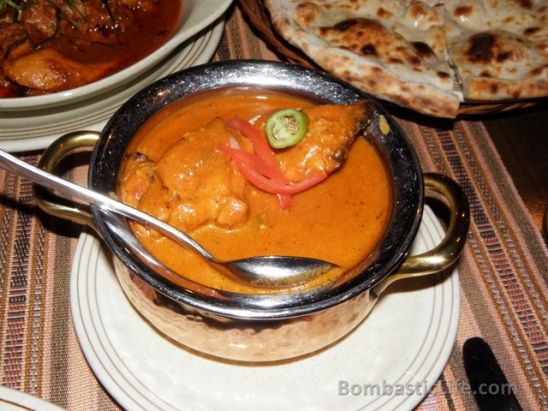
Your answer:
[0,20,224,152]
[71,206,460,411]
[0,387,64,411]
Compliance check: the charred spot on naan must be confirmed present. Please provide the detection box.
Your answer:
[449,30,548,100]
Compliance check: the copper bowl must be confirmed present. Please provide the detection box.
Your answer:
[35,61,469,362]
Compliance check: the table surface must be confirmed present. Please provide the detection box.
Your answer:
[483,105,548,233]
[0,4,546,411]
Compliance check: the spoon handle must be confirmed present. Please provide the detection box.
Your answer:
[0,149,214,260]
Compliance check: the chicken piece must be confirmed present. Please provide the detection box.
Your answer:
[134,119,249,233]
[4,48,117,92]
[20,2,58,40]
[275,103,370,182]
[118,152,156,208]
[0,23,27,56]
[117,0,158,12]
[68,0,124,42]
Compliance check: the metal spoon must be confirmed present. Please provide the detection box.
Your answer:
[0,149,337,286]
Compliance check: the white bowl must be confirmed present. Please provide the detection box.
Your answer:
[0,0,233,112]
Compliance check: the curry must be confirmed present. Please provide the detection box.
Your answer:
[117,88,393,293]
[0,0,181,97]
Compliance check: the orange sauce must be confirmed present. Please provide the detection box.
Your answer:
[118,89,392,293]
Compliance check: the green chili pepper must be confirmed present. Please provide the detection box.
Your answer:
[265,109,309,149]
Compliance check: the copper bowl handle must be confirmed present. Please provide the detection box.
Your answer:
[373,173,470,296]
[34,131,100,229]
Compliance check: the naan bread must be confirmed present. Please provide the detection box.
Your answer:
[440,0,548,41]
[266,0,461,117]
[441,0,548,100]
[265,0,548,117]
[448,31,548,100]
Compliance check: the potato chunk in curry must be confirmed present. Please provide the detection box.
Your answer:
[4,48,117,92]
